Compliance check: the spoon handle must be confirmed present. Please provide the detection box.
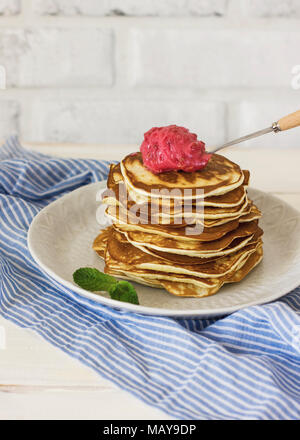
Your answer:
[277,110,300,131]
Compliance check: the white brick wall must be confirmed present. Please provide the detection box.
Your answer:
[0,0,20,15]
[0,28,113,87]
[243,0,300,18]
[0,101,19,137]
[24,100,226,145]
[18,29,114,87]
[34,0,227,17]
[130,29,299,88]
[0,0,300,148]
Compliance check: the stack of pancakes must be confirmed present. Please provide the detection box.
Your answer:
[93,152,263,298]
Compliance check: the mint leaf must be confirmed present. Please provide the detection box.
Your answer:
[73,268,117,292]
[73,268,139,305]
[109,281,139,305]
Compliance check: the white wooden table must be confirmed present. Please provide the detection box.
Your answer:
[1,143,300,420]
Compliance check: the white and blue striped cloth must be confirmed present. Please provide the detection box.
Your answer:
[1,136,300,420]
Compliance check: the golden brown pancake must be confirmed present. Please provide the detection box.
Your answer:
[104,227,261,279]
[94,150,263,299]
[92,228,109,258]
[160,246,263,298]
[121,152,244,199]
[104,242,263,298]
[113,218,245,242]
[126,229,263,265]
[239,204,262,222]
[104,193,250,220]
[121,224,262,256]
[104,198,256,228]
[105,162,249,207]
[114,220,259,249]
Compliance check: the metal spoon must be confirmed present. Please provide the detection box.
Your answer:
[208,109,300,153]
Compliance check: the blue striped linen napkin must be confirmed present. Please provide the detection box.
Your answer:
[1,136,300,420]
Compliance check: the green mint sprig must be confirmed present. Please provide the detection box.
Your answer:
[73,268,139,305]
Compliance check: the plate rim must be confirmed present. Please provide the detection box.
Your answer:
[27,181,300,318]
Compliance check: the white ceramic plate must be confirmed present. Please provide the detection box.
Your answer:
[27,181,300,318]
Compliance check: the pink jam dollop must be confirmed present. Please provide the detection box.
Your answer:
[140,125,211,174]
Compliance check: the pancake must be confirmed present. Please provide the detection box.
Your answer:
[107,163,123,187]
[103,192,249,220]
[120,152,244,199]
[104,227,261,279]
[104,198,255,228]
[104,269,162,288]
[106,162,249,207]
[139,243,260,278]
[105,244,263,298]
[160,246,263,297]
[157,197,249,220]
[92,228,109,258]
[239,204,262,222]
[113,218,244,242]
[121,225,263,257]
[94,226,231,265]
[114,219,258,247]
[94,147,263,299]
[126,229,263,264]
[113,246,259,288]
